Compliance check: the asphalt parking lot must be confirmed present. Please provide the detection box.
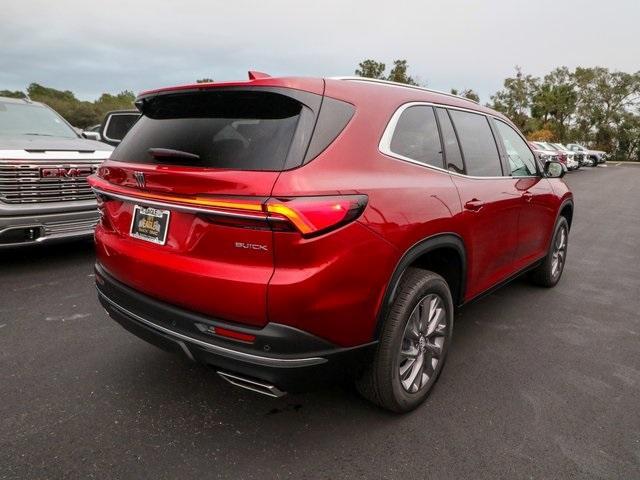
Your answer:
[1,164,639,479]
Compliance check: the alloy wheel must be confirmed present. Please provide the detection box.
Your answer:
[398,294,447,393]
[551,226,567,278]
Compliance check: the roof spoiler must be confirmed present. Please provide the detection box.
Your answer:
[248,71,271,80]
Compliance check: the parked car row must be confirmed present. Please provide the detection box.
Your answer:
[529,141,608,170]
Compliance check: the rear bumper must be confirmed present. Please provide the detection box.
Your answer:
[95,263,375,393]
[0,208,98,247]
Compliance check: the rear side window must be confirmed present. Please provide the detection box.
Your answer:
[449,110,502,177]
[389,106,443,168]
[111,90,313,171]
[435,108,464,174]
[494,120,537,176]
[103,113,140,142]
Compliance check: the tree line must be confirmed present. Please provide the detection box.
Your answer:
[356,59,640,161]
[0,77,220,129]
[3,63,639,161]
[0,84,136,129]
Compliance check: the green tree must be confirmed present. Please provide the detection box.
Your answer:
[572,67,640,152]
[0,90,26,99]
[23,83,136,128]
[93,91,136,121]
[451,88,480,102]
[530,67,577,141]
[355,59,386,79]
[26,83,94,127]
[387,59,418,85]
[615,111,640,161]
[489,66,538,132]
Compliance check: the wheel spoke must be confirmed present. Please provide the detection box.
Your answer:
[418,299,427,333]
[423,353,436,379]
[426,304,444,336]
[412,358,426,392]
[403,353,424,392]
[429,323,447,338]
[407,309,420,339]
[399,357,416,377]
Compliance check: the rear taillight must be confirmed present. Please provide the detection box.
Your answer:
[200,195,368,237]
[265,195,368,236]
[89,176,367,238]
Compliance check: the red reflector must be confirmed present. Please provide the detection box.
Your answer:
[212,326,256,343]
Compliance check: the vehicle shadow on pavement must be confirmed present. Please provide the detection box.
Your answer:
[73,283,537,478]
[0,239,95,273]
[98,278,528,423]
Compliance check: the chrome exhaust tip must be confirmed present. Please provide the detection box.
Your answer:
[217,371,286,398]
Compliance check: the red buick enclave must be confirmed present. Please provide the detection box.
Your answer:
[89,73,573,412]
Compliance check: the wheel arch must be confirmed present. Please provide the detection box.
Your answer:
[559,198,574,230]
[374,233,466,339]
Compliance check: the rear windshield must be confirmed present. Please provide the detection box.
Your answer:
[111,90,311,171]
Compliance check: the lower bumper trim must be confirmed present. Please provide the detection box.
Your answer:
[96,264,377,392]
[98,290,327,368]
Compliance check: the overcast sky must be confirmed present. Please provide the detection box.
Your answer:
[2,0,639,103]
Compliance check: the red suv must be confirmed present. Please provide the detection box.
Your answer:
[89,74,573,412]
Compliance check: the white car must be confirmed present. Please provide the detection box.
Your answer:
[566,143,606,166]
[537,142,579,170]
[529,142,567,172]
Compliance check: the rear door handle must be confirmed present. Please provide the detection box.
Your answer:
[464,199,485,212]
[523,191,534,203]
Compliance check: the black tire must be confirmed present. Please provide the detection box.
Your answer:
[528,216,569,287]
[356,268,454,413]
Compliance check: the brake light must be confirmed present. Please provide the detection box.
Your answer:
[265,195,368,236]
[89,176,367,238]
[203,195,368,237]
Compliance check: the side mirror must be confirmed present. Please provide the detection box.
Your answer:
[82,131,101,141]
[544,160,565,178]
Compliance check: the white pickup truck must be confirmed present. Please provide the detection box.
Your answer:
[0,96,113,247]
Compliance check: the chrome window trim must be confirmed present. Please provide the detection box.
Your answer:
[98,290,327,368]
[379,101,540,180]
[91,186,287,223]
